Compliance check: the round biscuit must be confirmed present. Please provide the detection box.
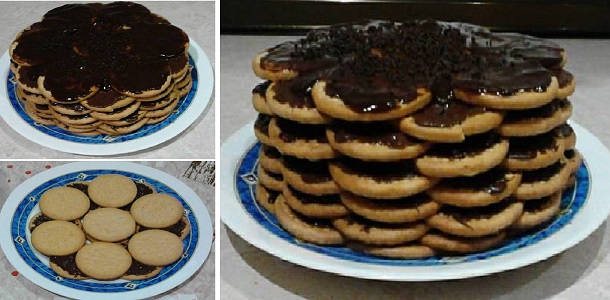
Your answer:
[130,193,184,228]
[128,230,183,266]
[82,208,136,242]
[39,187,90,221]
[31,220,85,256]
[75,242,132,280]
[88,174,137,208]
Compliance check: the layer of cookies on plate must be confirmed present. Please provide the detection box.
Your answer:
[9,2,193,136]
[29,174,189,280]
[249,20,581,259]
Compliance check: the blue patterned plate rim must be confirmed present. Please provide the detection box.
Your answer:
[220,121,610,281]
[0,38,214,156]
[0,162,214,299]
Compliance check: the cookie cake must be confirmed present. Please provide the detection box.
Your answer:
[249,20,580,258]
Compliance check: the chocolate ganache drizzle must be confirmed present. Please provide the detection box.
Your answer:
[260,20,563,114]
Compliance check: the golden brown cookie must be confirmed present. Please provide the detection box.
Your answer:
[416,133,509,177]
[82,208,136,242]
[514,160,571,200]
[268,117,337,160]
[349,242,436,259]
[498,99,572,137]
[421,231,506,254]
[266,80,331,124]
[400,99,503,143]
[426,199,523,237]
[257,164,284,192]
[254,114,274,146]
[128,230,183,266]
[252,81,274,115]
[512,192,562,230]
[31,220,86,256]
[503,131,565,171]
[258,145,283,174]
[39,186,90,221]
[282,185,347,218]
[333,216,428,245]
[329,158,438,199]
[75,242,132,280]
[255,183,279,214]
[326,121,430,161]
[88,174,137,208]
[340,191,441,223]
[281,156,339,195]
[274,195,345,245]
[130,193,184,228]
[427,169,522,207]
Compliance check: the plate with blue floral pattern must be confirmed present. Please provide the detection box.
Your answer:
[0,162,214,299]
[221,121,610,281]
[0,39,213,156]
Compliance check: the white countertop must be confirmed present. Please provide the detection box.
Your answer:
[0,1,215,159]
[0,161,215,299]
[220,35,610,300]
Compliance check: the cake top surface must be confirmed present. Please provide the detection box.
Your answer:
[258,20,566,113]
[10,2,189,103]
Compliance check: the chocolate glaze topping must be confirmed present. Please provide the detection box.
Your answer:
[124,259,158,276]
[504,99,563,122]
[283,156,331,183]
[261,145,282,159]
[330,121,419,149]
[261,20,564,114]
[293,210,334,228]
[440,168,509,194]
[413,98,486,127]
[523,195,554,212]
[272,77,317,108]
[288,185,340,204]
[440,198,513,224]
[50,254,88,277]
[11,2,189,102]
[521,161,564,183]
[344,214,421,232]
[507,132,557,159]
[30,213,53,232]
[334,157,420,183]
[552,69,574,88]
[275,118,328,143]
[139,218,187,237]
[252,81,271,97]
[426,133,501,159]
[254,114,272,135]
[354,192,433,208]
[266,189,280,204]
[135,182,154,199]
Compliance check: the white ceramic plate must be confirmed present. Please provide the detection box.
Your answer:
[0,162,214,299]
[0,38,214,156]
[220,121,610,281]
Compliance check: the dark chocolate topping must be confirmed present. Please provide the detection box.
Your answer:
[261,145,282,159]
[521,161,564,183]
[254,114,271,134]
[275,118,328,143]
[124,259,158,276]
[50,100,89,112]
[440,197,513,223]
[271,77,317,109]
[523,195,553,212]
[293,210,335,228]
[139,218,187,237]
[426,133,501,159]
[508,132,557,159]
[564,149,575,159]
[344,214,421,231]
[264,169,283,181]
[85,87,128,107]
[262,20,564,114]
[333,157,420,183]
[352,192,433,208]
[440,168,509,194]
[30,213,53,232]
[413,98,486,127]
[135,182,154,199]
[504,99,561,122]
[11,2,189,102]
[66,182,89,196]
[50,254,88,277]
[552,69,574,88]
[330,121,419,149]
[288,185,340,204]
[282,155,331,183]
[266,189,280,204]
[252,81,271,96]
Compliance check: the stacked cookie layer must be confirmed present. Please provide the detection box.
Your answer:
[249,20,580,258]
[30,174,189,280]
[9,2,192,136]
